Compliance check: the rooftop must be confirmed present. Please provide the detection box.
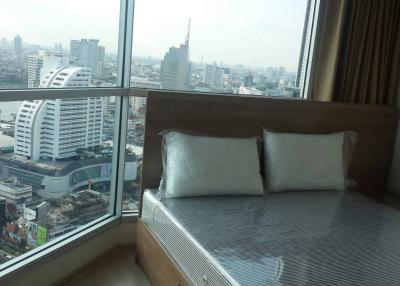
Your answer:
[0,134,14,148]
[0,153,137,176]
[0,177,31,190]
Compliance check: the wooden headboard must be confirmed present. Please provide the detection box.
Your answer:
[141,90,398,201]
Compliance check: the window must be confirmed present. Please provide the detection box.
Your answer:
[130,0,317,98]
[0,97,121,268]
[122,0,318,212]
[0,0,121,89]
[0,0,320,276]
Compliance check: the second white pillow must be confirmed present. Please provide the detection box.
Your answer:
[264,130,346,192]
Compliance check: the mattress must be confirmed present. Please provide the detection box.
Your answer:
[142,189,400,286]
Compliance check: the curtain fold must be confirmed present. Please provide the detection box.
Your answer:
[311,0,400,105]
[308,0,346,102]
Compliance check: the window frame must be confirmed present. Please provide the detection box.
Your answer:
[0,0,136,276]
[301,0,321,99]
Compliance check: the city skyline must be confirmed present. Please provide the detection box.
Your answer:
[0,31,302,98]
[0,58,140,264]
[1,0,120,53]
[0,34,301,72]
[1,0,308,69]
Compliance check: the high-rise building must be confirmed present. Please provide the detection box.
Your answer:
[203,64,214,86]
[14,67,103,161]
[27,55,43,88]
[97,45,105,79]
[102,96,115,140]
[203,63,225,88]
[70,40,80,60]
[0,38,7,48]
[54,43,63,53]
[160,21,192,90]
[28,51,69,88]
[278,66,286,76]
[14,34,23,57]
[0,197,6,228]
[70,39,100,77]
[244,73,254,87]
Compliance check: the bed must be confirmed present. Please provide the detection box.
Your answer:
[137,91,398,286]
[141,189,400,285]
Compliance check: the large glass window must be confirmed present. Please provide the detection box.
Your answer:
[0,0,321,273]
[122,0,318,212]
[130,0,316,98]
[0,96,123,268]
[0,0,121,89]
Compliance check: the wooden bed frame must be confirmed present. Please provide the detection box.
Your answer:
[137,90,398,285]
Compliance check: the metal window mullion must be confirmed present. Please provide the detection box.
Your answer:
[114,96,129,215]
[110,0,134,216]
[0,88,128,102]
[128,87,148,97]
[303,0,321,99]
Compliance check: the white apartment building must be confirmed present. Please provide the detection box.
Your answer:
[14,67,103,161]
[203,63,225,89]
[130,76,161,90]
[238,85,264,96]
[70,39,100,77]
[27,51,69,88]
[27,55,43,88]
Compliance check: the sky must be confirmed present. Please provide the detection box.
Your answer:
[1,0,308,70]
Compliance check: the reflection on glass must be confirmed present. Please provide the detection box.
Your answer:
[0,95,122,267]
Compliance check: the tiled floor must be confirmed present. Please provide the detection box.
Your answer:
[58,247,151,286]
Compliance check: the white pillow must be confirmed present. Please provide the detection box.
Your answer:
[263,130,346,192]
[162,131,264,198]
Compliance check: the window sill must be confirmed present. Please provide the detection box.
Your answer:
[122,211,139,222]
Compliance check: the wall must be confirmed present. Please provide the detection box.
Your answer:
[1,218,137,286]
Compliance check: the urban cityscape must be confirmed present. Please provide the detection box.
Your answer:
[0,35,143,265]
[0,13,308,265]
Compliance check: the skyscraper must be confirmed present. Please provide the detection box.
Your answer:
[27,51,69,88]
[97,45,106,79]
[203,63,224,89]
[14,34,22,57]
[244,73,254,87]
[54,43,63,53]
[160,20,192,90]
[27,55,43,88]
[14,67,103,161]
[102,96,115,140]
[69,39,100,77]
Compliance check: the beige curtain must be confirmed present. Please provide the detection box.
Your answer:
[308,0,346,102]
[310,0,400,105]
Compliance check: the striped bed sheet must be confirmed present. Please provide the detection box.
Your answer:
[141,189,400,286]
